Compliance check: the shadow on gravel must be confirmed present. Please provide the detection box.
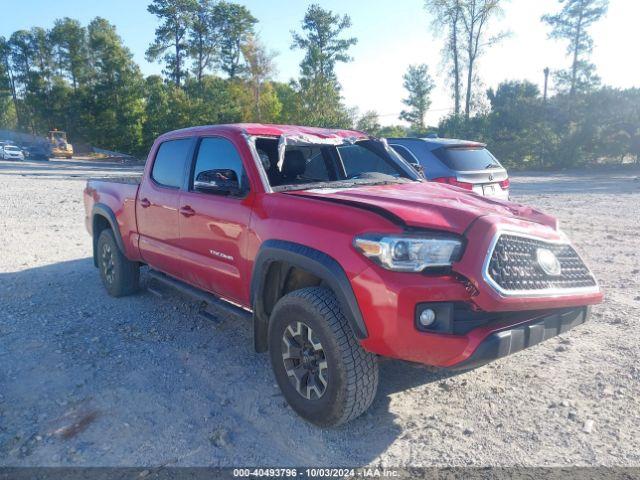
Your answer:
[0,257,463,466]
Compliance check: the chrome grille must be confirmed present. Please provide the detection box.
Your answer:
[487,234,596,292]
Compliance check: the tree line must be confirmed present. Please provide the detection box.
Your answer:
[0,0,638,168]
[0,1,357,156]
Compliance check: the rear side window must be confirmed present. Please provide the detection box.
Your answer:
[390,144,417,164]
[151,138,192,188]
[433,147,501,171]
[192,137,247,190]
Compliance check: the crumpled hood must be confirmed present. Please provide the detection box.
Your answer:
[286,181,557,234]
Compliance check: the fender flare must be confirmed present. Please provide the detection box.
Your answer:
[251,239,368,352]
[91,204,126,267]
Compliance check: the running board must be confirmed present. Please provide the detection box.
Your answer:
[147,270,252,322]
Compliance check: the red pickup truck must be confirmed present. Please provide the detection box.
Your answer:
[83,124,602,426]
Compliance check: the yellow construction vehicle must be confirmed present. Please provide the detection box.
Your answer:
[48,130,74,159]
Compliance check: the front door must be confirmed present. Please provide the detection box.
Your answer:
[137,137,194,280]
[178,136,254,305]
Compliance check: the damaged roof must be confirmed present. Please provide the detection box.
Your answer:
[162,123,367,140]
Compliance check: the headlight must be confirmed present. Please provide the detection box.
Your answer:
[353,233,463,272]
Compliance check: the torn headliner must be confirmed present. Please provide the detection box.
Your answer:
[276,133,360,170]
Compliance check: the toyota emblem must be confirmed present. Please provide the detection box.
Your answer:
[536,248,562,276]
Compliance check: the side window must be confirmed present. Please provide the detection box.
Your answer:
[391,144,418,164]
[192,137,247,191]
[151,138,192,188]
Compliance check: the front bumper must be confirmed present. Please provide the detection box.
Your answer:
[353,214,601,368]
[447,306,589,370]
[353,260,599,368]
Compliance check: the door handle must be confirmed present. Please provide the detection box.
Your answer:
[179,205,196,217]
[139,198,151,208]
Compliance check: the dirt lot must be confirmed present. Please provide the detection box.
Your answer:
[1,159,639,467]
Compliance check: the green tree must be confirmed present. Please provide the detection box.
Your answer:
[272,80,303,124]
[146,0,197,86]
[355,110,382,136]
[0,37,18,129]
[142,75,193,147]
[425,0,463,115]
[295,77,352,128]
[291,4,356,81]
[8,30,37,131]
[87,18,145,154]
[24,27,58,131]
[50,18,89,90]
[542,0,608,96]
[241,34,277,121]
[291,4,356,127]
[217,1,257,78]
[459,0,506,118]
[8,31,32,88]
[399,64,434,131]
[378,125,408,138]
[486,80,549,168]
[188,0,220,84]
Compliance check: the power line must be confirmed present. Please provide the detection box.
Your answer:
[375,106,455,117]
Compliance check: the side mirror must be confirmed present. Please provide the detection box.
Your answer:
[194,169,243,196]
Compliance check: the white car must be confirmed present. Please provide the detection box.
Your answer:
[1,145,25,160]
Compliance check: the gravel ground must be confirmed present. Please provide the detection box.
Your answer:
[0,159,639,467]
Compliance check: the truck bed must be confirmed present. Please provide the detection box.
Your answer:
[84,176,142,261]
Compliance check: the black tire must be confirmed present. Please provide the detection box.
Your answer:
[97,229,139,297]
[268,287,378,427]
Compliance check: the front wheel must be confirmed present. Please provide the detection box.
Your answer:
[268,287,378,427]
[97,229,139,297]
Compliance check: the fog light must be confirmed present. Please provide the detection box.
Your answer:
[419,308,436,327]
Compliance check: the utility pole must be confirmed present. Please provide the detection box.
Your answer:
[540,67,550,170]
[543,67,550,103]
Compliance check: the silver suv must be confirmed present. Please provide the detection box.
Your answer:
[388,137,510,200]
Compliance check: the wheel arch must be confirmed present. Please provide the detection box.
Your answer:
[91,204,126,268]
[251,239,368,352]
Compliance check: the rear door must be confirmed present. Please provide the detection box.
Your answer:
[177,136,254,304]
[137,137,195,279]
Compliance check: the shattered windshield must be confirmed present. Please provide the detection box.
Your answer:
[254,137,417,191]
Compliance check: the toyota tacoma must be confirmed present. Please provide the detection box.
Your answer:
[83,124,602,427]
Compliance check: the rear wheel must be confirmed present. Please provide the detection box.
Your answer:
[268,287,378,427]
[97,229,139,297]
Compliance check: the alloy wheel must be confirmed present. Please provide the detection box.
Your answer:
[101,243,115,285]
[281,321,328,400]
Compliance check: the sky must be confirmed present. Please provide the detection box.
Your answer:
[1,0,637,126]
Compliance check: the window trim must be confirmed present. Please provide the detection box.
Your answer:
[149,137,197,191]
[187,135,251,198]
